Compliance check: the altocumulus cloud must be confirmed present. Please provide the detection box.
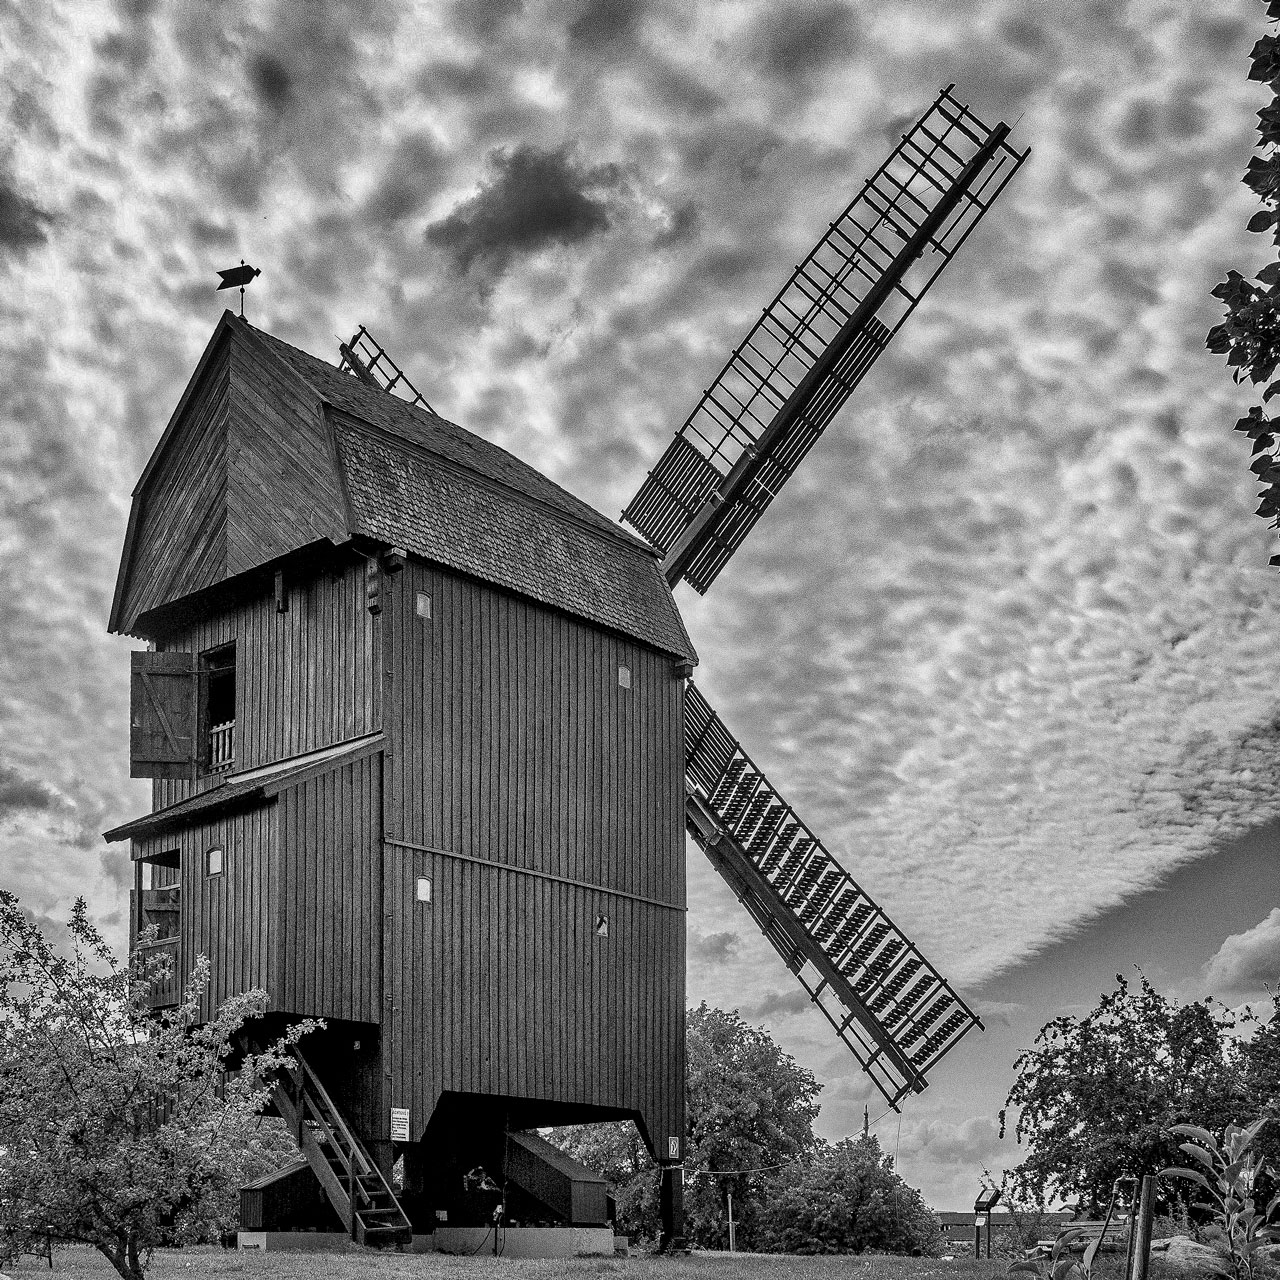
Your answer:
[1203,908,1280,998]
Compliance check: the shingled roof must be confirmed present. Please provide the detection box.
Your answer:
[110,313,696,664]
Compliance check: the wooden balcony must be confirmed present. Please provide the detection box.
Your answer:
[209,720,235,773]
[134,935,181,1008]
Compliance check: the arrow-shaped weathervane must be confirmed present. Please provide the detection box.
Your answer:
[216,260,261,318]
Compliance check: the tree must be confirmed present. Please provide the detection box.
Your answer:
[0,893,314,1280]
[999,975,1273,1212]
[555,1003,941,1255]
[753,1136,942,1256]
[682,1001,822,1248]
[1207,1,1280,546]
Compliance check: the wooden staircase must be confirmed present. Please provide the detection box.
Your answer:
[270,1049,412,1248]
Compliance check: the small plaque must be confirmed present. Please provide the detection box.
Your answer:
[415,592,432,620]
[390,1107,410,1142]
[416,877,432,904]
[975,1215,987,1227]
[618,666,631,689]
[668,1136,680,1159]
[595,913,609,936]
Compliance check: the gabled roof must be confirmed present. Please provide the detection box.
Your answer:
[109,313,696,663]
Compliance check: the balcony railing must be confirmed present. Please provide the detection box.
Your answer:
[134,935,181,1008]
[209,720,235,773]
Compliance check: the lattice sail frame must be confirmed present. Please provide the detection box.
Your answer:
[623,85,1028,593]
[684,682,982,1107]
[340,325,437,414]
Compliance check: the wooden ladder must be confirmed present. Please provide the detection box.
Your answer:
[271,1050,412,1248]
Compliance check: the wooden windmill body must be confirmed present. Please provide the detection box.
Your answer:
[106,88,1026,1247]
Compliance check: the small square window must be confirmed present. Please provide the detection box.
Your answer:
[206,846,224,876]
[618,666,631,689]
[416,876,432,904]
[595,914,609,937]
[415,592,432,620]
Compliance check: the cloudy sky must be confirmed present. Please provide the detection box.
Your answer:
[3,0,1280,1211]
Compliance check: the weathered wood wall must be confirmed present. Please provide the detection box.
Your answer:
[382,559,687,1154]
[119,347,229,629]
[153,558,377,810]
[133,751,382,1026]
[133,805,276,1019]
[276,752,382,1024]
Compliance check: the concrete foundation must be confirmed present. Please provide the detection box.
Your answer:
[237,1232,357,1252]
[237,1227,625,1257]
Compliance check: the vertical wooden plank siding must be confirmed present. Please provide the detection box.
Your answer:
[276,754,382,1024]
[131,805,278,1021]
[153,559,377,811]
[384,559,687,1153]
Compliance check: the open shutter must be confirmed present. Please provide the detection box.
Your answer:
[130,650,198,779]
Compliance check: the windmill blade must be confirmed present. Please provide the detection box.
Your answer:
[623,85,1028,594]
[339,324,437,414]
[684,681,980,1108]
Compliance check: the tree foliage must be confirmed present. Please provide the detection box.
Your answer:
[1209,1,1280,545]
[1001,975,1280,1213]
[554,1002,939,1255]
[0,893,314,1280]
[751,1136,941,1256]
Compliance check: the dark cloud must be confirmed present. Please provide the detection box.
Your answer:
[751,2,860,83]
[363,134,446,226]
[746,988,811,1019]
[190,217,236,247]
[426,144,622,277]
[567,0,646,49]
[248,52,293,111]
[689,929,740,964]
[451,0,523,35]
[0,763,64,821]
[0,176,51,256]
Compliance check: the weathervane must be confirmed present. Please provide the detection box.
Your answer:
[215,260,260,319]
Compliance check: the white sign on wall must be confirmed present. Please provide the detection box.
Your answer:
[390,1107,410,1142]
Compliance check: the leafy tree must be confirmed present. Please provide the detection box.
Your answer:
[0,892,314,1280]
[556,1003,941,1255]
[682,1001,822,1248]
[1207,1,1280,545]
[753,1136,942,1256]
[999,975,1270,1212]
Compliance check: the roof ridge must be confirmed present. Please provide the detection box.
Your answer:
[236,317,656,556]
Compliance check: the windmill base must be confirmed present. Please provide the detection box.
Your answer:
[237,1227,624,1257]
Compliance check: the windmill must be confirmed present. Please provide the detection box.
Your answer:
[108,84,1025,1252]
[351,84,1027,1109]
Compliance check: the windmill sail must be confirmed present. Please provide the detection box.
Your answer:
[623,85,1027,593]
[684,681,980,1107]
[339,324,437,414]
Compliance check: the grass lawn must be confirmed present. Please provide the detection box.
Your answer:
[0,1246,1194,1280]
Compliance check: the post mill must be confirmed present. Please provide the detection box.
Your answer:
[106,87,1026,1249]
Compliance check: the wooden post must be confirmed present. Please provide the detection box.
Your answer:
[348,1152,356,1241]
[1125,1175,1156,1280]
[658,1163,685,1253]
[727,1189,736,1253]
